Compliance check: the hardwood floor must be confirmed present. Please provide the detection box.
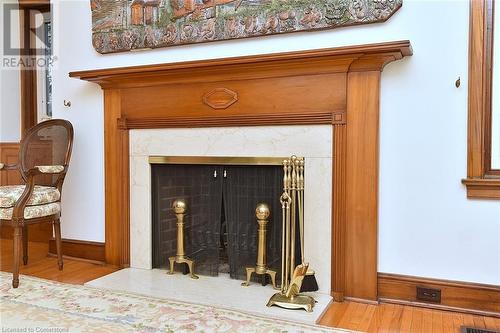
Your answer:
[0,238,117,285]
[1,239,499,332]
[319,300,500,332]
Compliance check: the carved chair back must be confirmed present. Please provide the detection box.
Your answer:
[19,119,74,190]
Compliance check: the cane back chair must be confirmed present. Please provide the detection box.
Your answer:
[0,119,73,288]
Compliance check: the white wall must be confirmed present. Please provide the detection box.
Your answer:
[52,0,500,285]
[0,1,21,142]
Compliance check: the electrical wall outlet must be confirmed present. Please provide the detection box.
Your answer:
[416,286,441,303]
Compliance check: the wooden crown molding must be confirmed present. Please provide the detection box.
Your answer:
[70,40,412,88]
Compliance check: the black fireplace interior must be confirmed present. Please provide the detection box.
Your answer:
[151,163,285,281]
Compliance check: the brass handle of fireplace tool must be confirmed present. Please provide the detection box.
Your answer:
[267,156,315,312]
[167,199,199,279]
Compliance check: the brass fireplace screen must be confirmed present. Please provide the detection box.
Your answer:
[151,157,298,281]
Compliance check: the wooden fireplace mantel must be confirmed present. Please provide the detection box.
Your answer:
[70,40,412,302]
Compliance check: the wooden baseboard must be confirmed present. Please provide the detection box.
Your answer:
[344,296,380,305]
[378,273,500,316]
[48,238,105,264]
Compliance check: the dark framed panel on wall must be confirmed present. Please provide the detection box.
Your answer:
[462,0,500,199]
[18,0,51,137]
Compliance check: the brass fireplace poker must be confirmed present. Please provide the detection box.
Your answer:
[267,156,315,312]
[167,199,199,279]
[241,203,279,289]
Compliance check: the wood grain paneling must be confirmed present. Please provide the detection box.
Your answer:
[104,89,130,267]
[70,41,413,301]
[379,273,500,317]
[48,238,105,264]
[121,74,347,119]
[463,0,500,198]
[119,112,334,129]
[466,0,488,178]
[344,71,381,301]
[1,224,52,243]
[0,143,53,243]
[0,143,21,185]
[332,124,347,302]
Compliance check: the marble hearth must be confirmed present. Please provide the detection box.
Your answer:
[129,125,333,295]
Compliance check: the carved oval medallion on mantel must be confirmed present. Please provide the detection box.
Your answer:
[203,88,239,110]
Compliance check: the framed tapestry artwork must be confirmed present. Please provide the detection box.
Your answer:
[90,0,402,54]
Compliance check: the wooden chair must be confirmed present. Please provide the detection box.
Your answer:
[0,119,73,288]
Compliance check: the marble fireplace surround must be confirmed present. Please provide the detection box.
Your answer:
[70,41,412,302]
[130,126,333,294]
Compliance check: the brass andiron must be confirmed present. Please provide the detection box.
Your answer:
[167,199,199,279]
[241,203,278,289]
[267,156,315,312]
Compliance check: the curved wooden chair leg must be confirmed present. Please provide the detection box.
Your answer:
[53,220,63,270]
[12,226,21,288]
[22,225,28,265]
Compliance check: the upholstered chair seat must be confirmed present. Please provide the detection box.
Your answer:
[0,176,63,219]
[0,185,61,208]
[0,202,61,220]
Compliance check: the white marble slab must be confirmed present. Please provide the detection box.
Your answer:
[130,126,332,158]
[86,268,333,325]
[129,125,333,294]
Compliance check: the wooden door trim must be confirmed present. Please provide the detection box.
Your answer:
[18,0,50,137]
[71,40,413,302]
[463,0,500,198]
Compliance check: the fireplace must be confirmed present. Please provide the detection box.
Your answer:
[129,126,333,293]
[150,158,284,280]
[71,41,412,301]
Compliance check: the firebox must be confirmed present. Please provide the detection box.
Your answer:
[150,156,285,281]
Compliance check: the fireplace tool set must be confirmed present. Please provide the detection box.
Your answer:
[267,156,316,312]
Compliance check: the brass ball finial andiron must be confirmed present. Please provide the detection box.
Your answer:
[167,199,199,279]
[241,203,279,289]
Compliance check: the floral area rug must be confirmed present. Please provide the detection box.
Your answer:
[0,272,348,333]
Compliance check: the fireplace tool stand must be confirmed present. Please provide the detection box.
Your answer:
[167,199,199,279]
[241,203,278,289]
[267,156,315,312]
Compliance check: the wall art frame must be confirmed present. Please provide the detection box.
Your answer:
[91,0,402,54]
